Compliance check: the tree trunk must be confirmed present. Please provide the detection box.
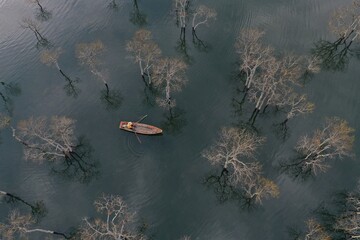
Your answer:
[25,228,69,239]
[180,27,186,42]
[262,104,269,113]
[146,67,151,85]
[0,191,37,211]
[133,0,138,9]
[249,109,260,125]
[105,83,109,96]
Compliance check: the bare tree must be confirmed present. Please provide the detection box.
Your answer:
[283,94,315,123]
[311,0,360,72]
[0,210,69,239]
[40,49,80,97]
[277,93,315,138]
[126,30,162,85]
[202,127,279,203]
[12,116,99,183]
[79,194,146,240]
[304,219,331,240]
[190,5,216,49]
[174,0,189,38]
[283,117,354,177]
[329,0,360,46]
[40,48,62,71]
[20,18,48,45]
[247,54,305,124]
[0,190,47,219]
[76,40,109,93]
[153,57,188,110]
[235,29,273,91]
[305,56,322,74]
[12,116,76,163]
[334,182,360,239]
[192,5,217,32]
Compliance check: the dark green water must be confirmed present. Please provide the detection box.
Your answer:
[0,0,359,239]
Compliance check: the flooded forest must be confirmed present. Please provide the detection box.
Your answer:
[0,0,359,239]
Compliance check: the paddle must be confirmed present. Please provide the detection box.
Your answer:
[134,132,142,144]
[137,114,148,123]
[133,114,147,144]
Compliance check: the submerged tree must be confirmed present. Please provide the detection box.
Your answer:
[235,29,273,91]
[247,54,306,124]
[191,4,216,46]
[334,182,360,239]
[329,0,360,46]
[12,116,98,183]
[153,57,188,110]
[311,0,360,72]
[0,210,69,239]
[26,0,51,21]
[233,29,317,125]
[277,93,315,139]
[40,48,81,97]
[174,0,189,37]
[79,194,146,240]
[76,40,109,92]
[191,5,217,32]
[0,190,47,219]
[126,29,162,85]
[202,127,279,204]
[20,18,48,46]
[282,117,354,178]
[12,116,76,162]
[303,219,331,240]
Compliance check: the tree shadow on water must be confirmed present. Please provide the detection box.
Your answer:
[35,9,52,22]
[0,81,21,115]
[176,29,194,64]
[61,72,81,98]
[278,155,316,181]
[141,85,160,107]
[203,169,259,210]
[129,0,147,26]
[0,192,47,221]
[310,191,354,240]
[192,29,212,53]
[50,136,100,184]
[312,39,352,72]
[160,107,187,136]
[100,88,123,111]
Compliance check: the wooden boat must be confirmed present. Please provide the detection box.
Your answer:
[119,121,163,135]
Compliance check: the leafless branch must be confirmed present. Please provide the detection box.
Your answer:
[79,194,146,240]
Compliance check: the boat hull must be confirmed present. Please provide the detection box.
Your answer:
[119,121,163,135]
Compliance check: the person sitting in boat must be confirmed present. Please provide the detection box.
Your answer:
[127,122,134,129]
